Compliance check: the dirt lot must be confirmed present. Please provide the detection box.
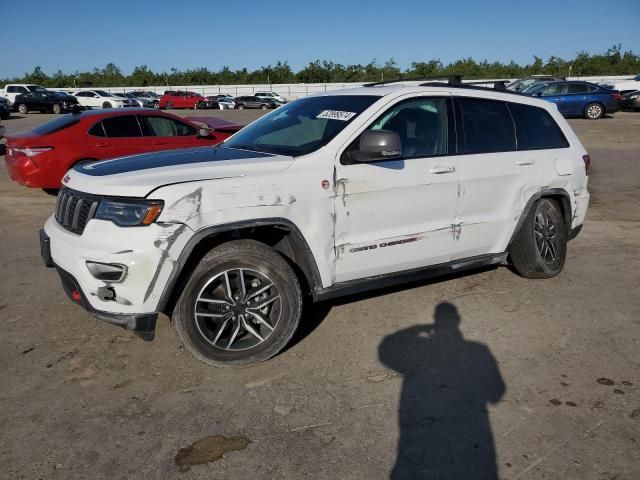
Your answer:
[0,109,638,480]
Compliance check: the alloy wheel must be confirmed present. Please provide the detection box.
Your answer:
[194,268,281,352]
[586,104,602,119]
[534,210,558,263]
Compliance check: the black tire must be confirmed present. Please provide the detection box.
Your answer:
[42,188,60,196]
[173,239,302,367]
[153,101,160,109]
[102,102,112,109]
[237,104,244,110]
[261,104,268,110]
[165,101,173,110]
[584,102,604,120]
[52,103,62,114]
[17,103,28,114]
[509,198,567,279]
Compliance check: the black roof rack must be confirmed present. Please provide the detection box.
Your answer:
[363,75,462,87]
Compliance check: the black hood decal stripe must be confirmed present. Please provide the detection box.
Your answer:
[76,147,273,176]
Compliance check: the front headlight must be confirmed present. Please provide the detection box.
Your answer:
[95,199,163,226]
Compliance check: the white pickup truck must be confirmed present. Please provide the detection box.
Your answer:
[40,79,591,366]
[2,84,48,106]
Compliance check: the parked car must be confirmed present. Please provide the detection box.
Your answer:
[620,90,640,111]
[507,76,566,93]
[126,91,161,108]
[2,84,48,106]
[599,74,640,95]
[527,81,620,119]
[0,102,9,120]
[0,122,5,141]
[4,109,242,190]
[74,90,136,109]
[159,91,209,109]
[211,95,235,109]
[13,91,81,114]
[113,92,145,108]
[234,96,277,109]
[254,91,287,104]
[39,82,590,366]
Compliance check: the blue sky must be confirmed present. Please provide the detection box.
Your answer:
[3,0,639,78]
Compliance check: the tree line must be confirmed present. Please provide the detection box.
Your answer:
[2,45,638,88]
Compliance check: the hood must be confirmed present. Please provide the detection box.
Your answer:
[63,146,294,197]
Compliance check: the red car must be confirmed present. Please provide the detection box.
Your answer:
[4,109,242,190]
[159,90,209,109]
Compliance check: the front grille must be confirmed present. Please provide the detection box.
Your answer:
[55,188,100,234]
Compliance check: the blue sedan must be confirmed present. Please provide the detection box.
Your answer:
[527,81,620,119]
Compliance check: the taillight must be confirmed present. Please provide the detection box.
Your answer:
[583,154,591,176]
[12,146,53,157]
[612,93,621,101]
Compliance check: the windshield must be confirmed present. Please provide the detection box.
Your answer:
[27,85,47,92]
[95,90,113,97]
[224,95,378,156]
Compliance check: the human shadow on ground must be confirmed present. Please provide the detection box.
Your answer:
[379,302,506,480]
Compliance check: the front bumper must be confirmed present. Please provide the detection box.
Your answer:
[40,230,158,339]
[42,214,193,322]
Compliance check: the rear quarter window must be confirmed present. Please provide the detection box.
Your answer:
[509,103,569,150]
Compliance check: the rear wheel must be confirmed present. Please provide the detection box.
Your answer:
[509,198,567,279]
[173,239,302,367]
[584,103,603,119]
[17,103,28,114]
[52,103,62,114]
[165,101,173,110]
[261,104,268,110]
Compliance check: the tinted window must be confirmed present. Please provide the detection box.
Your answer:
[367,97,449,158]
[7,86,18,93]
[101,116,142,137]
[32,116,80,135]
[509,103,569,150]
[459,98,516,154]
[567,83,592,94]
[141,116,196,137]
[88,122,106,137]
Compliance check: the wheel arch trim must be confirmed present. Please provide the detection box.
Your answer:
[155,217,323,313]
[507,188,572,247]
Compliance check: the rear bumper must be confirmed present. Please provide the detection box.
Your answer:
[40,230,158,340]
[4,150,48,187]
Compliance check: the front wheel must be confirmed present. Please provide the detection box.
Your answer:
[102,102,112,109]
[237,104,244,110]
[173,240,302,367]
[52,103,62,114]
[153,101,160,109]
[17,103,28,114]
[584,103,604,120]
[509,198,567,279]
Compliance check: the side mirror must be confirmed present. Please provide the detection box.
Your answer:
[197,127,212,138]
[94,95,100,98]
[534,91,543,97]
[350,130,402,163]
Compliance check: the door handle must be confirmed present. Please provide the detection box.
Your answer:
[94,143,112,148]
[515,160,536,166]
[429,166,456,174]
[152,141,167,145]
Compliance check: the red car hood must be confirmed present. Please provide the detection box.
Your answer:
[184,116,243,133]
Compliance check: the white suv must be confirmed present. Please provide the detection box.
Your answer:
[41,81,590,366]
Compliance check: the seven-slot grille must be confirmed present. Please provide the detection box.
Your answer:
[55,188,100,234]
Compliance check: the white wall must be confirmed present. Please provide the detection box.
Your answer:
[62,75,636,100]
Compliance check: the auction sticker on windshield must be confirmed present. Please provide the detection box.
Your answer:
[316,110,357,121]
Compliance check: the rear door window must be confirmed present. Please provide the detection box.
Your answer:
[567,83,591,94]
[458,98,516,154]
[508,103,569,150]
[140,115,196,137]
[100,116,143,137]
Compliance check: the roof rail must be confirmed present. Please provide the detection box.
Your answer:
[363,75,462,87]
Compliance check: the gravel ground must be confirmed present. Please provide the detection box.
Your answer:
[0,108,638,480]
